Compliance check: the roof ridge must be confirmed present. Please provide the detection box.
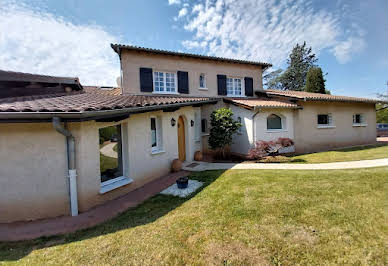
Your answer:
[111,44,272,68]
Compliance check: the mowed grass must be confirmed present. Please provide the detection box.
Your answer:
[290,144,388,163]
[1,168,388,265]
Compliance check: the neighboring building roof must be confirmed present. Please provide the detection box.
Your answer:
[0,70,82,90]
[83,86,122,96]
[258,89,381,104]
[111,44,272,69]
[224,97,299,110]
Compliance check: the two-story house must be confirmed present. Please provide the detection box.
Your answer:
[0,45,382,223]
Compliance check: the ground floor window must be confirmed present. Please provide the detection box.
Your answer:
[317,114,333,126]
[99,125,123,183]
[267,114,282,130]
[151,116,163,152]
[201,118,208,133]
[353,114,365,125]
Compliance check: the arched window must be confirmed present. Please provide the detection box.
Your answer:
[267,114,282,130]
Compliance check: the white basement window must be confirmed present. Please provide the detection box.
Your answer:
[267,114,283,130]
[227,77,243,96]
[99,124,133,194]
[151,116,164,153]
[153,71,177,93]
[317,114,335,128]
[353,113,367,126]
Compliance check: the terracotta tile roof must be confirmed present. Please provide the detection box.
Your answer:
[111,44,272,69]
[224,97,299,109]
[0,90,218,113]
[261,90,380,103]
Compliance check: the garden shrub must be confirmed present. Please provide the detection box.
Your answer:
[248,138,294,160]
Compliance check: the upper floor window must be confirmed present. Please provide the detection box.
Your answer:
[353,114,365,125]
[199,73,206,89]
[227,77,242,96]
[317,114,334,127]
[153,71,176,93]
[267,114,282,130]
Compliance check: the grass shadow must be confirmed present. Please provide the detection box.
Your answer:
[0,170,226,262]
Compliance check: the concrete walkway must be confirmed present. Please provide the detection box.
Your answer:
[0,171,189,242]
[100,142,118,158]
[183,158,388,171]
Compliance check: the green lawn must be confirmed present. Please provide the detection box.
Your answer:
[290,144,388,163]
[1,168,387,265]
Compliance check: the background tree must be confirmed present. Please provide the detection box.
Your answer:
[263,69,283,90]
[263,42,320,91]
[278,42,318,91]
[208,108,241,158]
[305,67,326,93]
[376,85,388,123]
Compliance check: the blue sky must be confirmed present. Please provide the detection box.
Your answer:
[0,0,387,97]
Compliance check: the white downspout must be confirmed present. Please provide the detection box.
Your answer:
[252,108,260,145]
[52,117,78,216]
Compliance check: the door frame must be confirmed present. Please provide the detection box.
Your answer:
[177,116,186,161]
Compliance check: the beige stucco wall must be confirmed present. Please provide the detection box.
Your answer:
[293,102,377,153]
[0,123,69,222]
[254,109,295,142]
[71,106,202,213]
[0,106,201,222]
[120,50,263,97]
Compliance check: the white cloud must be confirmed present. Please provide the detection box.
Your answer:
[168,0,181,5]
[178,7,188,18]
[0,1,120,86]
[180,0,365,66]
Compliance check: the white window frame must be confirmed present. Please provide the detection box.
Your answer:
[99,123,133,194]
[153,71,178,94]
[317,113,335,128]
[151,116,164,154]
[266,114,288,132]
[227,77,245,97]
[199,73,207,90]
[353,113,367,127]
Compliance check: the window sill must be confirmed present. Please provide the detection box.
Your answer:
[152,91,179,95]
[266,129,287,133]
[317,125,336,129]
[151,149,165,155]
[201,133,210,136]
[100,176,133,194]
[226,95,246,98]
[353,124,368,127]
[198,87,208,91]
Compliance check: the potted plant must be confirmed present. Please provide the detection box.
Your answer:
[176,176,189,189]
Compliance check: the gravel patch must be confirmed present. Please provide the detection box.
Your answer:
[160,179,203,198]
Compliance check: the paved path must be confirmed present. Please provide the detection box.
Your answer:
[0,171,189,242]
[183,158,388,171]
[100,142,118,158]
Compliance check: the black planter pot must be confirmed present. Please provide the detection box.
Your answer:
[176,177,189,189]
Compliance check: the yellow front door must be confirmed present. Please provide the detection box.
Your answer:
[178,116,186,161]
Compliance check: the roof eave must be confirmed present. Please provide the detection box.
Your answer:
[0,98,219,123]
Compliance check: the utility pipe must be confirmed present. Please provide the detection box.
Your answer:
[52,117,78,216]
[251,108,261,145]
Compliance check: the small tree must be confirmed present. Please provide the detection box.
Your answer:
[305,67,326,93]
[208,108,241,158]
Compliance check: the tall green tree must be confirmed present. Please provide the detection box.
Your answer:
[208,108,241,158]
[305,67,326,93]
[278,42,318,91]
[263,69,283,90]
